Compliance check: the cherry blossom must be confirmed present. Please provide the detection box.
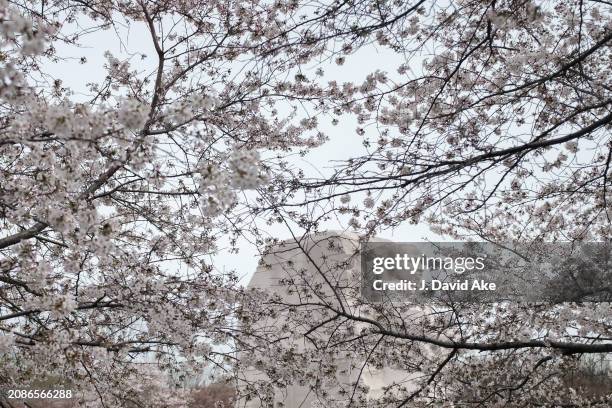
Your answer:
[1,0,611,407]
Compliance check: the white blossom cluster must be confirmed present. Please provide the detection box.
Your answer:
[197,148,267,217]
[198,162,237,217]
[117,98,150,130]
[0,0,48,55]
[229,148,268,189]
[0,0,50,98]
[165,93,218,124]
[0,332,15,352]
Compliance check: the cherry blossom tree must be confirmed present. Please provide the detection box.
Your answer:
[1,0,611,407]
[236,0,612,406]
[0,0,333,405]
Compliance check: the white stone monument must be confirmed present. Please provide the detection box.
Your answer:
[235,231,418,407]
